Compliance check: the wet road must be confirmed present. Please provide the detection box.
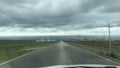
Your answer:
[0,41,117,68]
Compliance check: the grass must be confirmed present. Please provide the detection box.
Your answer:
[0,40,56,63]
[67,41,120,64]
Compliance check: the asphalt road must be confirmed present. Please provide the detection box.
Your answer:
[0,41,118,68]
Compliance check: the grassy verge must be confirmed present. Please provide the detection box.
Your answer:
[0,40,56,63]
[67,41,120,64]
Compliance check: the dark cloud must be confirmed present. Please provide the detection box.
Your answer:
[101,6,120,13]
[0,0,120,31]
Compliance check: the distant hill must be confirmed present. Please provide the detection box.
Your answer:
[0,35,120,41]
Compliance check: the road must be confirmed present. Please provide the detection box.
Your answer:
[0,41,118,68]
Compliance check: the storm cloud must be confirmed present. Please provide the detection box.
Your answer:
[0,0,120,35]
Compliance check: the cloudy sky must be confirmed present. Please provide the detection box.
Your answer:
[0,0,120,36]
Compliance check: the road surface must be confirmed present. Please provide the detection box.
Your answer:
[0,41,118,68]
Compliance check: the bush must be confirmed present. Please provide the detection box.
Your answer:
[99,51,104,55]
[105,52,118,59]
[110,52,118,58]
[99,51,119,59]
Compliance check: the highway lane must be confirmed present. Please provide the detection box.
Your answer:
[0,41,118,68]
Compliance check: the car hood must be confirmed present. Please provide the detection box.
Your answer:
[40,64,120,68]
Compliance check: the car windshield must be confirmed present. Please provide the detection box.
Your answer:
[0,0,120,68]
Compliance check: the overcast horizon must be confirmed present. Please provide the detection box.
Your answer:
[0,0,120,36]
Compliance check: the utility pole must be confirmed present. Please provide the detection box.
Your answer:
[108,24,112,49]
[104,34,106,41]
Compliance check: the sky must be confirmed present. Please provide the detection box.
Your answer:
[0,0,120,36]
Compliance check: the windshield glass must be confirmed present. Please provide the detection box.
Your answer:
[0,0,120,68]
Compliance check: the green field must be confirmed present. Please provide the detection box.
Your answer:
[68,41,120,63]
[0,40,56,63]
